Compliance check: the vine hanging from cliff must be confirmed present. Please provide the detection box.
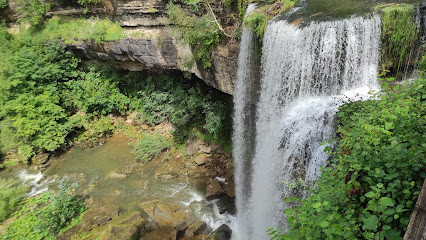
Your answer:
[167,0,240,69]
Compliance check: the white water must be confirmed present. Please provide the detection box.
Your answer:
[232,3,260,238]
[233,14,381,239]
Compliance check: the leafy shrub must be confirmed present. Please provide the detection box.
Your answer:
[1,181,85,240]
[0,179,29,222]
[132,133,170,162]
[16,0,50,26]
[120,74,230,139]
[0,33,80,161]
[66,70,130,116]
[167,3,223,69]
[244,12,268,38]
[244,0,296,39]
[0,0,7,9]
[380,4,420,75]
[270,76,425,239]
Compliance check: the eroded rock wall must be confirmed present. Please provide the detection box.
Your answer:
[1,0,238,94]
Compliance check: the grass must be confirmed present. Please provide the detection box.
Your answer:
[18,17,125,44]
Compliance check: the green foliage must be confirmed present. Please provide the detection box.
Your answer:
[16,0,50,26]
[271,76,426,239]
[0,179,29,222]
[77,0,102,11]
[120,74,230,140]
[244,12,268,38]
[65,70,130,116]
[243,0,297,39]
[72,115,115,147]
[1,181,85,240]
[0,0,7,9]
[0,28,80,161]
[167,2,223,69]
[380,4,420,75]
[132,133,170,162]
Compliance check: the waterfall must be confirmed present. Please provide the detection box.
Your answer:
[232,3,260,239]
[233,14,381,239]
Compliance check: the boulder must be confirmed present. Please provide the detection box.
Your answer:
[224,180,235,198]
[199,145,212,154]
[186,141,201,156]
[205,178,225,200]
[138,200,161,218]
[184,221,207,237]
[207,224,232,240]
[193,155,207,166]
[143,226,177,240]
[31,152,50,165]
[78,211,146,240]
[153,203,190,230]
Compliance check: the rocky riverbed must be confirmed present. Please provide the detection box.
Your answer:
[0,132,235,240]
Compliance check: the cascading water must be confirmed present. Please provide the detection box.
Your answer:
[233,14,382,239]
[232,3,260,239]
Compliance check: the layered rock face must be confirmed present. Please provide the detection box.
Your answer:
[2,0,237,94]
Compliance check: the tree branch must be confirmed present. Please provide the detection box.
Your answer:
[205,0,232,38]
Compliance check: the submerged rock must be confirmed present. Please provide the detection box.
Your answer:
[108,171,127,179]
[155,172,178,180]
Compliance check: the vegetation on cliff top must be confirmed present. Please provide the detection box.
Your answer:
[244,0,297,39]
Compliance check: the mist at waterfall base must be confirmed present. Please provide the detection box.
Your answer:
[232,13,381,239]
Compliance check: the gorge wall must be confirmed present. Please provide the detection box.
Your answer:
[1,0,239,95]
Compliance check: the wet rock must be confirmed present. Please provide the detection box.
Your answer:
[205,178,225,200]
[64,211,146,240]
[57,206,121,239]
[224,180,235,198]
[207,224,232,240]
[139,200,164,219]
[184,221,207,237]
[155,172,178,181]
[105,224,139,240]
[143,226,177,240]
[153,203,190,230]
[193,155,207,166]
[31,152,50,165]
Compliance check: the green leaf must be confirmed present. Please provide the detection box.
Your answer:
[363,214,379,231]
[312,202,322,208]
[319,220,329,228]
[379,197,395,207]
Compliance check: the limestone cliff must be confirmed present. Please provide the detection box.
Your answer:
[1,0,238,94]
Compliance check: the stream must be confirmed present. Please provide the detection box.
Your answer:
[0,134,233,234]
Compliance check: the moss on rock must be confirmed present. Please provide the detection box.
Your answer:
[379,4,421,76]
